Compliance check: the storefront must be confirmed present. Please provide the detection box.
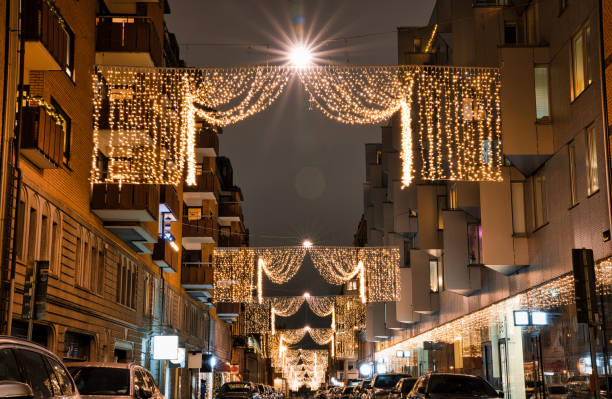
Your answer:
[376,260,612,399]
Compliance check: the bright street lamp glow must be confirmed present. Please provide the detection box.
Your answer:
[303,325,311,331]
[303,292,311,298]
[290,46,312,67]
[302,239,313,248]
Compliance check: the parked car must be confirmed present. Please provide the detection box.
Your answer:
[314,389,328,399]
[67,362,163,399]
[330,387,343,399]
[407,373,503,399]
[0,336,78,399]
[215,382,260,399]
[341,387,356,399]
[389,378,417,399]
[546,384,568,399]
[357,380,372,399]
[364,374,412,399]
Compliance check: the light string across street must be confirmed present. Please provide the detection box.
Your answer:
[91,64,502,188]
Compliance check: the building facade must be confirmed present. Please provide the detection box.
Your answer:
[0,1,258,398]
[362,0,612,397]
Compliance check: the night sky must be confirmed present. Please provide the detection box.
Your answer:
[166,1,434,330]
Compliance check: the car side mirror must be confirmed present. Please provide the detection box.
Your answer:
[0,382,34,399]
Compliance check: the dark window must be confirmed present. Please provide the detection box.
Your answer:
[15,349,54,398]
[69,367,130,396]
[504,23,517,45]
[51,99,71,166]
[0,349,23,382]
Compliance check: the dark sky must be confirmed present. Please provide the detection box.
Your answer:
[166,0,435,249]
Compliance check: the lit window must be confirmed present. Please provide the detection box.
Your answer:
[429,259,439,293]
[570,22,592,100]
[568,141,577,205]
[586,125,599,195]
[534,66,550,120]
[437,196,447,230]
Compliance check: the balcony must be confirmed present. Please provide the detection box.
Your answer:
[196,131,219,160]
[95,16,162,67]
[217,303,241,323]
[182,217,218,249]
[442,210,482,296]
[159,185,179,220]
[22,0,69,73]
[91,183,159,222]
[152,238,178,273]
[218,203,242,225]
[218,235,246,248]
[182,265,214,301]
[183,172,219,206]
[21,106,64,169]
[91,183,159,253]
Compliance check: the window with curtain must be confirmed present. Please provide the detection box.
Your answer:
[534,66,550,120]
[533,171,548,229]
[568,141,577,205]
[429,259,439,293]
[570,22,592,100]
[586,125,599,195]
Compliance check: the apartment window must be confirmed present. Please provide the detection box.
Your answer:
[570,22,592,100]
[511,182,526,234]
[376,150,382,165]
[504,23,518,45]
[586,124,599,195]
[437,195,447,230]
[347,280,358,291]
[525,3,539,45]
[429,259,440,293]
[534,66,550,120]
[49,211,61,276]
[568,141,577,205]
[51,99,71,166]
[413,38,422,52]
[75,236,81,284]
[63,26,74,78]
[15,199,26,260]
[117,257,137,309]
[40,214,49,261]
[533,171,548,229]
[559,0,567,14]
[27,207,38,262]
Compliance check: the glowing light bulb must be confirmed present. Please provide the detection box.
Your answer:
[303,292,311,298]
[290,46,312,68]
[302,240,313,248]
[304,325,311,331]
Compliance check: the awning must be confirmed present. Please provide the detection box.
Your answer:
[215,360,232,372]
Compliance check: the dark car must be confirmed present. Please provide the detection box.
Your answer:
[389,378,417,399]
[365,374,412,399]
[407,373,503,399]
[0,336,79,399]
[216,382,261,399]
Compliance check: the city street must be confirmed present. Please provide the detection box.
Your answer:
[1,1,612,399]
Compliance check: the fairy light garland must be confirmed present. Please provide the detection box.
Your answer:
[213,248,257,303]
[92,65,501,187]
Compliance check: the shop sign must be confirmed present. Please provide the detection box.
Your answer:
[188,207,202,221]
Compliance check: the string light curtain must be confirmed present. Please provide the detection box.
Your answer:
[305,296,335,317]
[213,248,256,303]
[309,328,334,345]
[92,65,502,187]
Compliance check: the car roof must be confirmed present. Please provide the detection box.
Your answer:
[64,362,136,369]
[0,336,62,362]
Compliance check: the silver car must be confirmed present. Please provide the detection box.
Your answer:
[67,362,163,399]
[0,336,79,399]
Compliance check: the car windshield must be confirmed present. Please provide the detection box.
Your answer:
[374,375,409,389]
[69,367,130,396]
[548,386,567,394]
[401,379,417,393]
[222,383,252,392]
[428,375,498,396]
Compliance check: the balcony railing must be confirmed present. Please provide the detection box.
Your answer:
[96,16,162,66]
[218,203,242,220]
[183,217,218,241]
[159,185,180,218]
[183,172,220,198]
[152,238,178,273]
[21,106,64,168]
[181,265,214,288]
[22,0,70,71]
[91,183,159,222]
[196,132,220,153]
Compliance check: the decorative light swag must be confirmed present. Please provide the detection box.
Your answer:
[213,246,400,303]
[92,65,502,187]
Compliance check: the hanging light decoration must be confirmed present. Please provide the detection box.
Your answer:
[92,65,502,187]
